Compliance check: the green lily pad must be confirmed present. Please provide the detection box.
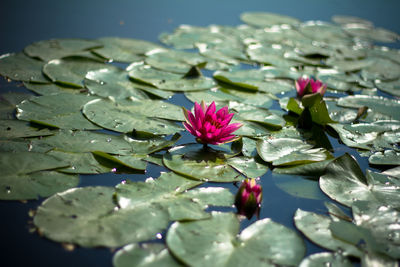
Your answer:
[167,212,305,267]
[246,44,300,68]
[332,15,373,27]
[113,243,183,267]
[84,68,149,99]
[24,38,102,61]
[369,150,400,165]
[82,98,183,134]
[226,156,269,179]
[328,120,400,151]
[145,49,207,74]
[0,151,78,200]
[350,201,400,259]
[91,151,147,172]
[273,175,326,200]
[240,12,300,27]
[0,119,54,138]
[43,58,116,88]
[24,82,83,95]
[93,37,164,63]
[382,166,400,178]
[375,79,400,97]
[257,137,329,166]
[343,25,400,43]
[299,252,353,267]
[0,170,79,201]
[116,171,233,221]
[47,150,112,174]
[337,95,400,121]
[34,186,170,247]
[159,25,231,50]
[0,139,53,153]
[361,57,400,81]
[294,209,363,258]
[128,63,215,92]
[16,93,100,130]
[163,144,242,182]
[273,159,335,176]
[0,53,48,83]
[298,21,352,45]
[320,153,400,208]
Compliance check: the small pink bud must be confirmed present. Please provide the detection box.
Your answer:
[234,178,262,219]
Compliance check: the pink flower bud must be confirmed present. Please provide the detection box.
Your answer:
[295,77,327,98]
[234,178,262,219]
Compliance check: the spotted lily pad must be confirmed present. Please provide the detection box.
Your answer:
[34,186,170,247]
[163,144,242,182]
[369,150,400,165]
[43,58,117,88]
[116,172,233,221]
[0,119,54,138]
[16,93,100,130]
[0,152,78,200]
[294,209,363,258]
[257,137,330,166]
[0,53,48,83]
[320,153,400,208]
[82,98,183,134]
[167,212,305,267]
[299,252,353,267]
[24,38,102,61]
[113,243,183,267]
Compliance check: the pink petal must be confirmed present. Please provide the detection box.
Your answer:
[183,122,196,136]
[219,123,242,137]
[216,106,228,119]
[205,101,216,117]
[194,102,205,125]
[220,113,234,126]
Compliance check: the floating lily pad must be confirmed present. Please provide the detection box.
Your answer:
[16,93,100,130]
[299,21,352,45]
[320,153,400,208]
[34,186,170,247]
[240,12,300,27]
[337,95,400,121]
[332,15,373,27]
[92,151,147,172]
[167,212,305,267]
[273,175,326,200]
[343,24,400,43]
[82,98,183,134]
[159,25,230,50]
[294,209,363,258]
[128,64,215,91]
[43,58,117,88]
[257,137,329,166]
[360,57,400,81]
[47,150,112,174]
[113,243,183,267]
[328,120,400,151]
[116,171,233,221]
[163,144,242,182]
[369,150,400,165]
[273,159,335,176]
[246,44,300,68]
[299,252,353,267]
[0,119,54,138]
[0,139,53,153]
[0,152,78,200]
[0,53,48,83]
[375,79,400,97]
[350,201,400,259]
[227,156,269,179]
[84,68,149,99]
[24,82,83,95]
[145,49,207,74]
[24,38,102,61]
[94,37,164,62]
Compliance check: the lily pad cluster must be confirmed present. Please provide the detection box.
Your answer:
[0,11,400,266]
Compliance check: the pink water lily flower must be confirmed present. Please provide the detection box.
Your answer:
[295,77,327,98]
[182,101,242,145]
[235,178,262,219]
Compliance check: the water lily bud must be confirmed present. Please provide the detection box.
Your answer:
[182,101,242,145]
[235,178,262,219]
[295,77,327,98]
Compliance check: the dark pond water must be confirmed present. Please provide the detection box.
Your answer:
[1,0,400,266]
